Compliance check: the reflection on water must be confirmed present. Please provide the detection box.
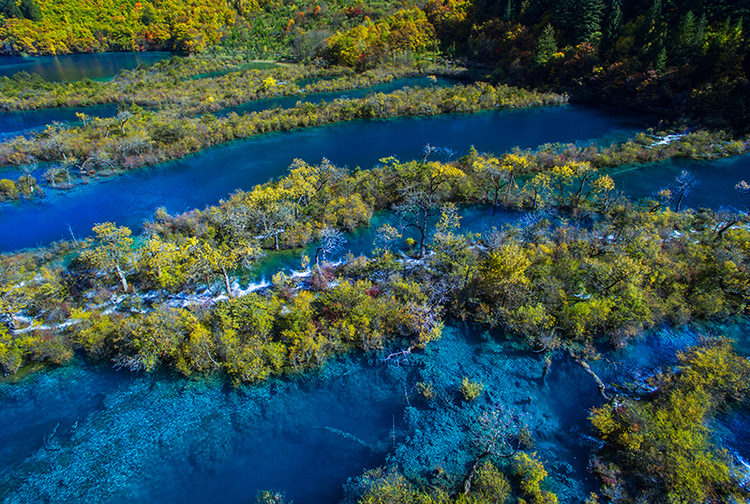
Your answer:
[611,155,750,210]
[0,52,172,81]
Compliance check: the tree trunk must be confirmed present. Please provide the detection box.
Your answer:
[222,266,235,298]
[575,357,609,400]
[418,212,427,259]
[675,192,685,212]
[114,262,128,293]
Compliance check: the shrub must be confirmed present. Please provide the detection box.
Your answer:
[460,377,484,401]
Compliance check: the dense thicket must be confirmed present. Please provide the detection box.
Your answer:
[0,80,564,187]
[320,0,750,129]
[3,144,749,503]
[1,0,747,129]
[2,142,748,379]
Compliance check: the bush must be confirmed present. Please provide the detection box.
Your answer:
[460,377,484,401]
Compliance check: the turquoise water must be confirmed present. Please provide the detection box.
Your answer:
[0,90,748,503]
[0,77,453,141]
[2,322,746,504]
[0,354,398,504]
[0,49,748,504]
[245,206,525,283]
[0,104,654,251]
[0,52,173,81]
[611,155,750,210]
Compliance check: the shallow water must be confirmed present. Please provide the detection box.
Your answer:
[244,205,526,284]
[0,104,653,251]
[0,354,401,504]
[3,321,745,504]
[0,52,173,81]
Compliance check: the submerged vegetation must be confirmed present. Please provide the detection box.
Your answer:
[2,147,749,381]
[3,131,749,500]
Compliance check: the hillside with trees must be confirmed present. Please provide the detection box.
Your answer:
[1,0,748,128]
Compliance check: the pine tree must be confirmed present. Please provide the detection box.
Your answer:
[650,0,662,27]
[576,0,604,44]
[601,0,622,54]
[503,0,514,21]
[696,12,707,47]
[18,0,41,22]
[655,46,667,73]
[554,0,577,43]
[535,23,558,63]
[674,11,699,64]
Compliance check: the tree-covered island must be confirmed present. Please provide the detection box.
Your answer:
[1,0,750,503]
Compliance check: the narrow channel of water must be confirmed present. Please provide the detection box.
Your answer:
[0,77,454,143]
[0,105,654,251]
[216,76,460,116]
[0,104,120,140]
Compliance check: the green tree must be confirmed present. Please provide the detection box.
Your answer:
[575,0,604,44]
[535,24,557,64]
[184,237,256,297]
[590,341,750,503]
[600,0,622,53]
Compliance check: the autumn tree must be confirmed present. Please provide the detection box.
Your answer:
[590,341,750,503]
[184,237,257,297]
[387,157,465,258]
[80,222,134,293]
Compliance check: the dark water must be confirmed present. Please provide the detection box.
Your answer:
[0,52,172,81]
[0,104,654,251]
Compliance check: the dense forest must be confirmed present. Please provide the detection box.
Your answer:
[1,0,749,128]
[1,0,750,503]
